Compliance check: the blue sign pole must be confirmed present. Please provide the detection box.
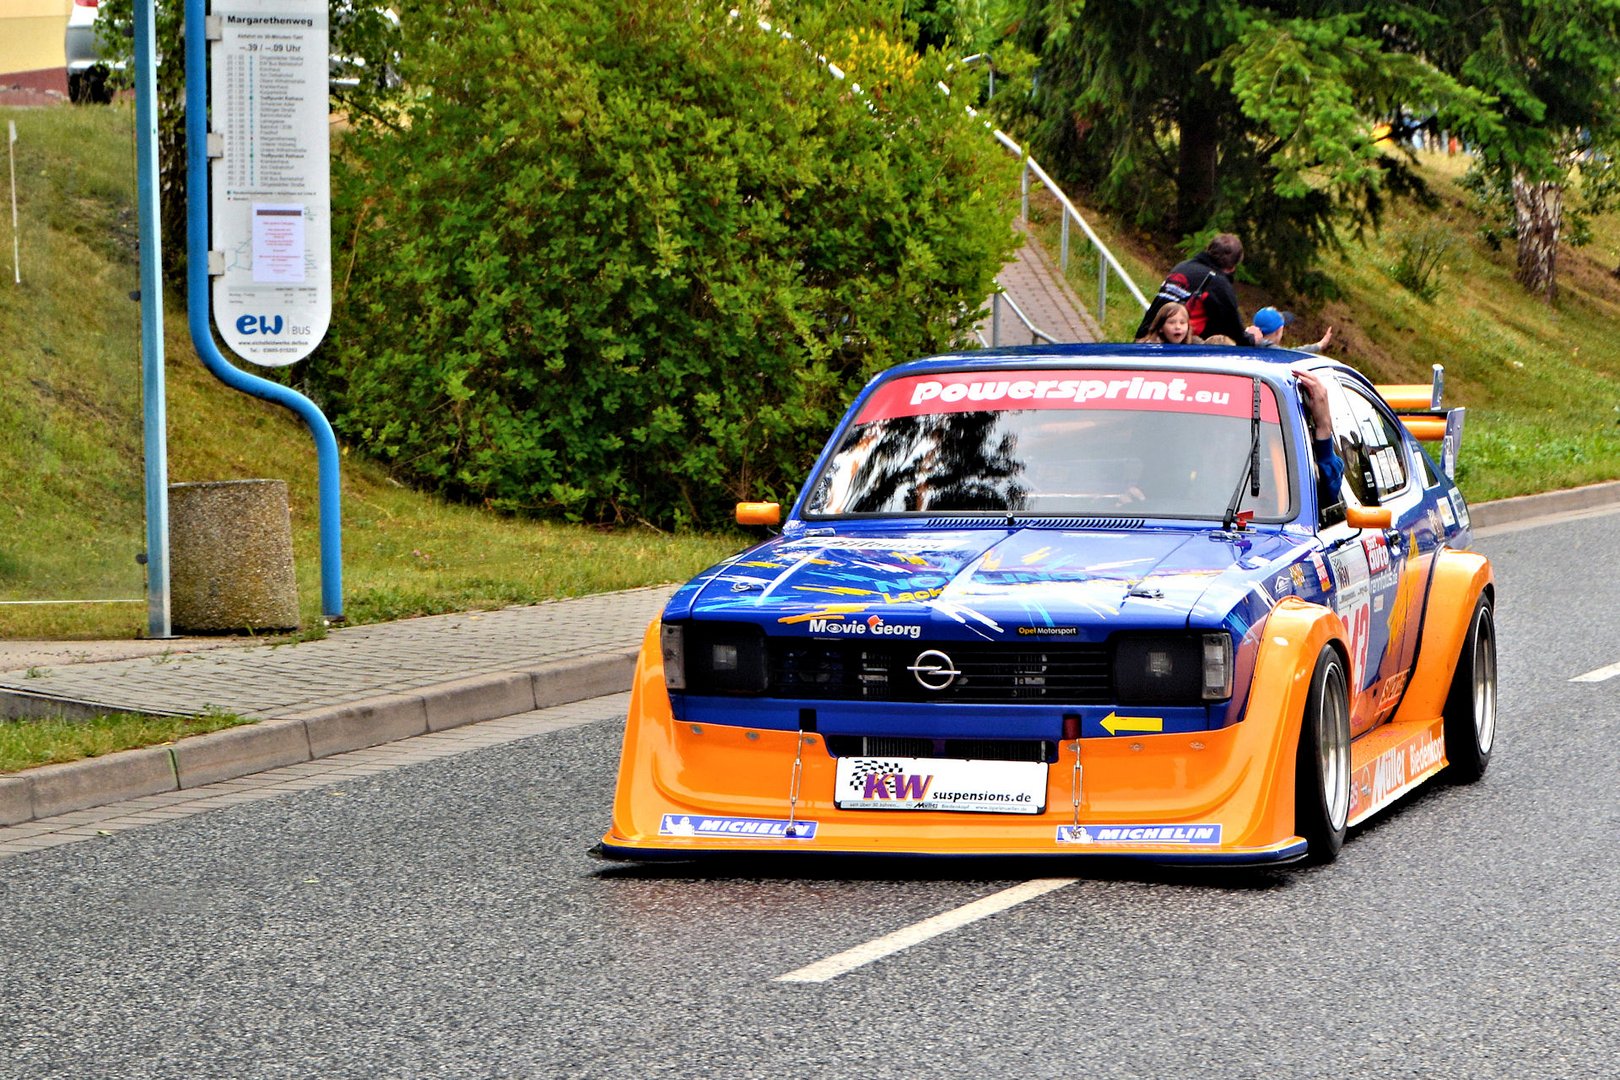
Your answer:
[183,0,344,621]
[134,0,170,638]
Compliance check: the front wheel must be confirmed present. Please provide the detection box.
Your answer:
[1296,645,1352,864]
[1443,594,1497,783]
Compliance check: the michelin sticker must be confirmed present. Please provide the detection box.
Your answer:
[659,814,818,839]
[1056,824,1223,845]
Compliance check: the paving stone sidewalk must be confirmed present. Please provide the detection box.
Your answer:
[0,587,676,826]
[0,585,675,720]
[980,223,1103,346]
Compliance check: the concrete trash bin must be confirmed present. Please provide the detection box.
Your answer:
[169,479,300,633]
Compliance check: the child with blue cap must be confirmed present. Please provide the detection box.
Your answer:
[1250,307,1332,352]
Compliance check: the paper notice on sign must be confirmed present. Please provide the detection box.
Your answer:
[252,204,307,284]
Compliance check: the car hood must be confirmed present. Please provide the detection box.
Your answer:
[668,525,1299,641]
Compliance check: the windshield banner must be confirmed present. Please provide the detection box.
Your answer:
[856,369,1280,424]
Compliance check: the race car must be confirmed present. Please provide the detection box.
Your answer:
[596,344,1497,865]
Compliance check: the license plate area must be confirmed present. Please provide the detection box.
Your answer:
[834,757,1047,814]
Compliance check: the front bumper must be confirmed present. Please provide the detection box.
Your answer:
[600,614,1339,867]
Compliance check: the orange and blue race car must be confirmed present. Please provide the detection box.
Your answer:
[597,344,1497,866]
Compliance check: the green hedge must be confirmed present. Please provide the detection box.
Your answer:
[315,0,1018,527]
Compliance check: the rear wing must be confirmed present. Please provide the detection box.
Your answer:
[1374,364,1465,479]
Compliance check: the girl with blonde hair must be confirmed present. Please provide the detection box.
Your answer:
[1135,301,1201,344]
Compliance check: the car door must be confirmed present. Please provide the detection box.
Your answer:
[1317,378,1434,733]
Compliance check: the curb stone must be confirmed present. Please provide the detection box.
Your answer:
[0,777,31,826]
[0,688,185,723]
[27,745,179,821]
[294,693,431,759]
[530,652,638,711]
[1467,479,1620,530]
[421,672,537,733]
[171,718,312,789]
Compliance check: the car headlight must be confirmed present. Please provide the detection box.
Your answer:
[662,621,769,695]
[1113,632,1233,704]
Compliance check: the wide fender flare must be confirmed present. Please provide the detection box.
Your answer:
[609,619,676,831]
[1241,597,1349,842]
[1396,550,1494,723]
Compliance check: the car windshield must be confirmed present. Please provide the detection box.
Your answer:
[802,368,1293,520]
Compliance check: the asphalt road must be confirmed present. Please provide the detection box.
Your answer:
[2,512,1617,1079]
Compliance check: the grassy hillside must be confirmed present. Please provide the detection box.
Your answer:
[1315,152,1620,501]
[1036,151,1620,502]
[4,106,1617,641]
[0,104,145,620]
[0,104,736,640]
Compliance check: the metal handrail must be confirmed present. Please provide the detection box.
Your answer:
[978,290,1058,348]
[986,128,1150,326]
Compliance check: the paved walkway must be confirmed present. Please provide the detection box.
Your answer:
[0,587,675,828]
[0,586,674,721]
[980,223,1105,346]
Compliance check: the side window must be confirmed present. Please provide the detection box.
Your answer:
[1339,386,1409,503]
[1324,383,1375,506]
[1413,442,1442,488]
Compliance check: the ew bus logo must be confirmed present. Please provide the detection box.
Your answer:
[236,314,285,336]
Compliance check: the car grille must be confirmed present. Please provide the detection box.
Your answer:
[768,640,1112,704]
[824,735,1056,762]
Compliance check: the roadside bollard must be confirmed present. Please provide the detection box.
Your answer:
[169,479,300,633]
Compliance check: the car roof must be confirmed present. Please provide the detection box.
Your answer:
[880,343,1350,384]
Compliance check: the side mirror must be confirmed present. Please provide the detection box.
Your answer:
[1345,505,1393,530]
[735,502,781,527]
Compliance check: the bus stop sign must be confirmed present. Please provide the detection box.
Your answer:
[209,0,331,366]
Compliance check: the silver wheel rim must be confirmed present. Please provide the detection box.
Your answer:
[1319,660,1351,830]
[1473,609,1497,754]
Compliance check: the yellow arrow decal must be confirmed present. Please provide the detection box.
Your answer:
[776,604,869,624]
[1100,711,1164,736]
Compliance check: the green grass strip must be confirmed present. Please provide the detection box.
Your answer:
[0,711,255,774]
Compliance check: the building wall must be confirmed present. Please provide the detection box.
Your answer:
[1,0,72,87]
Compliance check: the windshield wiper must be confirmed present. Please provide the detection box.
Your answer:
[1222,377,1263,531]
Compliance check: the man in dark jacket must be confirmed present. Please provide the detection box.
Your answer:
[1135,234,1251,344]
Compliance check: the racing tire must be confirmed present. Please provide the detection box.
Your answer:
[1296,645,1352,864]
[1443,594,1497,783]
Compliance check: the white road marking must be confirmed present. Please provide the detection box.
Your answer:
[773,876,1077,983]
[1571,660,1620,683]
